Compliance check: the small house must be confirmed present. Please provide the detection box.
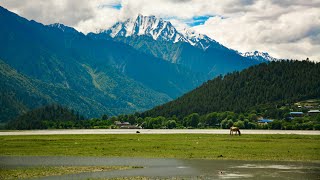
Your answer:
[114,121,130,126]
[114,121,141,129]
[308,110,320,116]
[289,112,304,117]
[304,105,314,109]
[258,119,273,124]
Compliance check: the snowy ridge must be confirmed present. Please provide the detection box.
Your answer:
[181,28,215,50]
[48,23,78,34]
[103,14,214,50]
[240,51,278,62]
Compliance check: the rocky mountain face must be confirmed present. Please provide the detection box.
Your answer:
[101,14,216,50]
[90,14,259,78]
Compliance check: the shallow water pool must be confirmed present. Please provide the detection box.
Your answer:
[1,156,319,179]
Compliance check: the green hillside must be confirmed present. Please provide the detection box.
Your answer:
[0,60,52,122]
[0,58,172,123]
[143,60,320,118]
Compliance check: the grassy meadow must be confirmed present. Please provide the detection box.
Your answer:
[0,134,319,161]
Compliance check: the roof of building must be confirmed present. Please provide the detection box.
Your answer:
[290,112,304,114]
[258,119,274,123]
[304,106,314,108]
[308,110,320,113]
[114,121,130,125]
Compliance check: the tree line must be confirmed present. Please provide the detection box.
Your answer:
[7,103,320,130]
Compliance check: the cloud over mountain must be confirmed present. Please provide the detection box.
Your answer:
[1,0,319,60]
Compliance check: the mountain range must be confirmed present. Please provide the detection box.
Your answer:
[89,14,267,77]
[0,6,273,122]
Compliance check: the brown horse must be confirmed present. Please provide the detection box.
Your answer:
[230,126,241,136]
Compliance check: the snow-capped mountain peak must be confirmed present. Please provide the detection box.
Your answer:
[240,51,278,62]
[102,14,216,50]
[106,14,183,42]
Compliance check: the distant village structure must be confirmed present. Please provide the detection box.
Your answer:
[289,108,320,119]
[257,119,273,124]
[289,112,304,118]
[114,121,142,129]
[308,110,320,116]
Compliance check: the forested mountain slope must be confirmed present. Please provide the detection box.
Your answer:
[143,61,320,118]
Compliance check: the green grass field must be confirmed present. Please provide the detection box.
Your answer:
[1,134,319,161]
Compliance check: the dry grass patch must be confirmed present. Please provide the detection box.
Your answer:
[0,166,131,180]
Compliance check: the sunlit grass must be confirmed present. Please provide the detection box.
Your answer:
[0,134,319,161]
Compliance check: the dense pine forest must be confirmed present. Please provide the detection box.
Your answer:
[6,104,117,130]
[143,60,320,118]
[7,105,84,129]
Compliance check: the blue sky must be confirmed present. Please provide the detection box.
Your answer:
[187,16,213,26]
[111,4,122,10]
[98,3,122,10]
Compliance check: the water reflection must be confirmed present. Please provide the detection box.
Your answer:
[1,156,319,179]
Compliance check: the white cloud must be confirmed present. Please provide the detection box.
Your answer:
[0,0,121,33]
[192,1,320,60]
[1,0,319,60]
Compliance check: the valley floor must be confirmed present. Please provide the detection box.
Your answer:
[1,134,319,161]
[1,129,320,136]
[1,133,319,179]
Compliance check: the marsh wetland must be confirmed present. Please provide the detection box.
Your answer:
[1,133,319,179]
